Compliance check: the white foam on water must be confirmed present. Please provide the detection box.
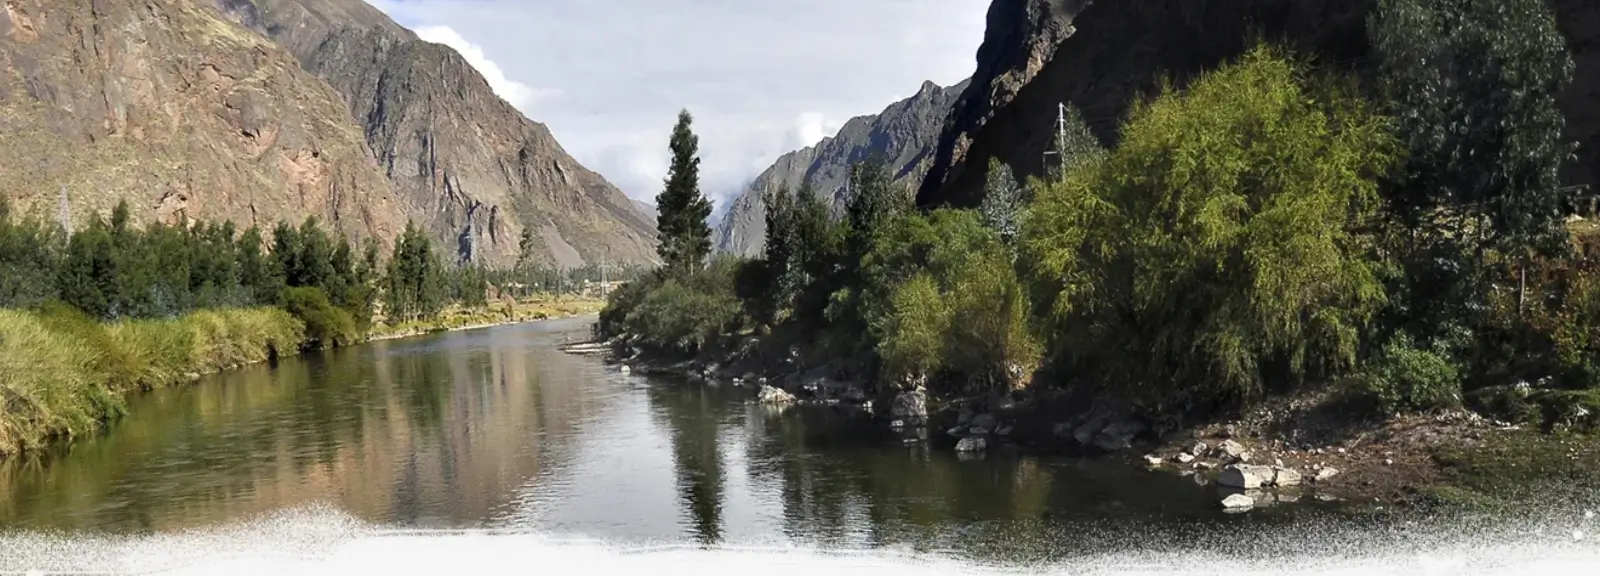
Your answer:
[3,504,1600,576]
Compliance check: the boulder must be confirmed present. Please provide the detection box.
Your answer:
[1143,454,1164,467]
[1073,414,1109,446]
[996,425,1014,436]
[947,426,967,437]
[956,437,988,452]
[1189,441,1209,457]
[1273,467,1304,487]
[1093,431,1134,452]
[1215,440,1247,460]
[891,389,928,421]
[758,385,797,405]
[1176,453,1196,464]
[968,427,991,437]
[971,413,999,430]
[1314,467,1340,483]
[1218,464,1274,489]
[1221,494,1255,510]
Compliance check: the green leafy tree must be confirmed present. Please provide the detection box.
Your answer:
[655,109,714,274]
[1022,45,1400,409]
[57,217,118,320]
[237,226,284,306]
[0,199,64,308]
[386,221,446,322]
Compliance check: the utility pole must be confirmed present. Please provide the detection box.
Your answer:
[1041,102,1069,182]
[57,185,72,236]
[600,248,608,298]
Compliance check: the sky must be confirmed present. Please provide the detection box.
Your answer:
[364,0,990,214]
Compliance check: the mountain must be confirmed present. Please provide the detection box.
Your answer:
[1,0,407,247]
[917,0,1600,210]
[212,0,659,268]
[713,79,969,257]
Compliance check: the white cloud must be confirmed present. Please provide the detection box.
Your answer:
[412,25,559,113]
[366,0,988,213]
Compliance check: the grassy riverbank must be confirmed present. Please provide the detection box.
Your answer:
[0,306,305,457]
[0,295,605,460]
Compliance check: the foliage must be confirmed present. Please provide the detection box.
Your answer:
[1353,331,1463,414]
[979,158,1024,247]
[1045,103,1106,183]
[599,257,748,358]
[1370,0,1576,258]
[655,109,715,273]
[386,221,448,323]
[1022,45,1399,410]
[283,286,359,349]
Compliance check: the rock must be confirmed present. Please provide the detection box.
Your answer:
[1194,461,1215,470]
[1273,467,1304,487]
[1218,464,1273,489]
[1223,424,1238,438]
[971,413,999,430]
[1235,452,1253,464]
[1176,453,1196,464]
[620,365,631,374]
[890,420,906,429]
[997,425,1014,436]
[955,437,987,452]
[1189,441,1209,457]
[1143,454,1164,467]
[958,409,975,426]
[1215,440,1247,460]
[947,426,967,437]
[1093,431,1134,452]
[1315,468,1340,483]
[891,390,928,421]
[968,427,991,437]
[757,385,796,405]
[1221,494,1255,510]
[1073,414,1109,445]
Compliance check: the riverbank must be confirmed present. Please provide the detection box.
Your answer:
[0,296,605,461]
[590,333,1600,513]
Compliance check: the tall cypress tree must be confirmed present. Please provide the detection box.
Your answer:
[655,109,713,274]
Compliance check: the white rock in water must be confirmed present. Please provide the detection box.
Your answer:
[1218,464,1273,489]
[1274,467,1304,487]
[1221,494,1255,510]
[620,365,632,374]
[1176,453,1196,464]
[1315,467,1341,482]
[758,385,796,405]
[1189,441,1209,456]
[955,437,988,452]
[1143,454,1164,467]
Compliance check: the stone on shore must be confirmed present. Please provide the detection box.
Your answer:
[1189,441,1209,457]
[1143,454,1164,467]
[971,413,998,430]
[1273,467,1304,487]
[1315,467,1341,483]
[1215,440,1246,460]
[1218,464,1273,489]
[956,437,988,452]
[1175,453,1196,464]
[891,390,928,421]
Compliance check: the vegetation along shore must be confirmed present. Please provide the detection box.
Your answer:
[0,196,614,460]
[597,0,1600,514]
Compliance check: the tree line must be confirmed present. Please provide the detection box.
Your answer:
[601,0,1600,432]
[0,200,489,348]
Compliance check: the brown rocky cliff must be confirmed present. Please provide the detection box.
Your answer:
[0,0,407,246]
[714,79,969,257]
[214,0,659,268]
[919,0,1600,209]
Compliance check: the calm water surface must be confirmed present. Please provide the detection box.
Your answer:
[0,317,1488,566]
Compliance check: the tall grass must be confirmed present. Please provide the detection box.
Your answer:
[0,306,305,456]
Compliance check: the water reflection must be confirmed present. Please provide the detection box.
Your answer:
[1,317,1369,565]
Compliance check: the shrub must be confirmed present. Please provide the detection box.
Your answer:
[1353,331,1463,414]
[283,286,358,349]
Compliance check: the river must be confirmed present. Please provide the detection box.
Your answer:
[1,317,1596,574]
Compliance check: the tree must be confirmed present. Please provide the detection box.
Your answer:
[515,227,540,275]
[1370,0,1575,256]
[979,158,1024,247]
[655,109,713,273]
[237,226,283,306]
[386,221,446,322]
[57,217,117,320]
[1022,45,1400,409]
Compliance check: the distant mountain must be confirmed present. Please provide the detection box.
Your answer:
[213,0,658,268]
[713,79,969,257]
[1,0,407,249]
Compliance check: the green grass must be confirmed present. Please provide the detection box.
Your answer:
[0,306,305,457]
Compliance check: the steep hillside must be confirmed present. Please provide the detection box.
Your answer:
[918,0,1600,210]
[714,79,968,257]
[214,0,659,268]
[0,0,407,246]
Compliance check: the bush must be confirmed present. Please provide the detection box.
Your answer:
[1353,331,1463,414]
[283,286,358,349]
[1021,44,1398,411]
[599,257,750,358]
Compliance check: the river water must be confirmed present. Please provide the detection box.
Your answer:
[1,317,1596,574]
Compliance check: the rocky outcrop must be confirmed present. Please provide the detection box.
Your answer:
[214,0,658,268]
[918,0,1600,209]
[713,79,969,257]
[1,0,406,246]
